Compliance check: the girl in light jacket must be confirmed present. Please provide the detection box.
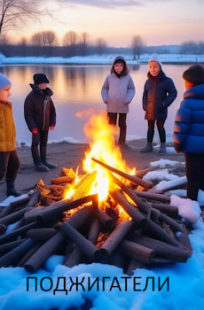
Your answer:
[101,56,135,149]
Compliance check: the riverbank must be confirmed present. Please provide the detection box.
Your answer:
[0,139,185,202]
[0,53,202,65]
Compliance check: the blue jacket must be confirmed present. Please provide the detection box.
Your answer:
[173,83,204,153]
[143,71,177,120]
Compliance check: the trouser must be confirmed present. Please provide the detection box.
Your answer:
[184,153,204,201]
[0,150,21,182]
[147,120,166,143]
[107,113,127,145]
[31,130,49,164]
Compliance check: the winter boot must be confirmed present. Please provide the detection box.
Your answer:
[40,144,57,169]
[140,130,154,153]
[158,128,166,154]
[159,143,166,154]
[33,157,49,172]
[41,159,58,169]
[6,180,22,197]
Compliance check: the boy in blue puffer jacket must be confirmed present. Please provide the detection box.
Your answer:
[173,64,204,201]
[141,53,177,154]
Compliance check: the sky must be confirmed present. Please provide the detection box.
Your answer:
[8,0,204,47]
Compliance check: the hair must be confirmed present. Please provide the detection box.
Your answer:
[111,60,129,76]
[183,64,204,85]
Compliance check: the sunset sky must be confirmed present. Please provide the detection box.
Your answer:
[10,0,204,47]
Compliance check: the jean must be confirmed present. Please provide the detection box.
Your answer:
[107,113,127,145]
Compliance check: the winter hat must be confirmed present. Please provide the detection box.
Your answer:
[183,64,204,85]
[148,53,162,67]
[0,73,11,90]
[113,56,126,65]
[33,73,49,85]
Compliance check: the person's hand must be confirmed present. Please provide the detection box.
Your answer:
[174,143,182,153]
[104,100,108,104]
[32,128,38,134]
[50,124,55,131]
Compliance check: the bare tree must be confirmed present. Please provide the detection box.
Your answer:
[180,41,198,54]
[30,32,44,46]
[42,31,58,47]
[96,37,107,55]
[0,32,10,44]
[63,31,78,56]
[80,32,89,56]
[131,35,144,60]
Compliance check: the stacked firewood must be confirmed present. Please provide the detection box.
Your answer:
[0,159,193,275]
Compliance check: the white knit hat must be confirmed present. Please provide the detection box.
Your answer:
[0,73,11,90]
[148,53,162,67]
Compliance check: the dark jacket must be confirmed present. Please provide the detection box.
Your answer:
[24,84,56,132]
[142,70,177,120]
[173,83,204,153]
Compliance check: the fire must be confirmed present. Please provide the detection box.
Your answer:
[64,112,136,206]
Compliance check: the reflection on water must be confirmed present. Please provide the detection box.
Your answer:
[0,64,187,143]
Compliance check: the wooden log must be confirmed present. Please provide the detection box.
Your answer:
[126,259,147,276]
[0,239,35,267]
[26,190,41,207]
[161,222,175,239]
[132,235,191,262]
[134,190,171,203]
[26,228,56,241]
[0,222,38,245]
[151,203,178,218]
[12,218,26,231]
[61,222,100,262]
[92,157,153,190]
[63,246,83,268]
[24,207,92,273]
[95,209,114,231]
[176,232,192,252]
[36,194,98,224]
[51,176,74,185]
[108,251,126,270]
[100,221,134,260]
[0,239,27,255]
[88,218,101,245]
[136,168,152,179]
[109,190,147,227]
[159,212,184,233]
[0,207,33,226]
[0,224,7,235]
[0,195,30,219]
[118,240,155,263]
[17,242,44,267]
[150,257,176,264]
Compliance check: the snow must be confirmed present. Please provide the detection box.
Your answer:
[0,53,203,65]
[154,176,187,191]
[143,169,179,182]
[0,159,204,309]
[150,159,182,169]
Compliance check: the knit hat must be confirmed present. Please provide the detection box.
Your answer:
[183,64,204,85]
[0,73,11,90]
[113,56,126,65]
[148,53,162,67]
[33,73,49,85]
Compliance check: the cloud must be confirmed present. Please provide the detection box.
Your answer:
[63,0,144,9]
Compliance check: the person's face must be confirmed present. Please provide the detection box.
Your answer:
[114,62,124,75]
[37,83,48,90]
[0,85,11,102]
[184,79,195,90]
[149,61,161,76]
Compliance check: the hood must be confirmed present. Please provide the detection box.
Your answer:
[30,84,53,97]
[111,56,129,77]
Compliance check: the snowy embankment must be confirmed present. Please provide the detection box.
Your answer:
[0,53,202,65]
[0,159,204,310]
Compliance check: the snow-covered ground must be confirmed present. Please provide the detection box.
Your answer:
[0,159,204,310]
[0,53,202,65]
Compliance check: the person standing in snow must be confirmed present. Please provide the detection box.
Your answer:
[101,56,135,149]
[140,53,177,154]
[0,73,21,197]
[173,64,204,201]
[24,73,57,172]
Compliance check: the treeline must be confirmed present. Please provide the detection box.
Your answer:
[180,41,204,54]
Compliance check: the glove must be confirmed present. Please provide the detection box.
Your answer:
[50,124,55,131]
[32,128,38,134]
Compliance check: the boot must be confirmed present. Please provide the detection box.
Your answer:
[159,143,166,154]
[41,159,58,169]
[33,157,49,172]
[158,128,166,154]
[140,130,154,153]
[6,180,22,197]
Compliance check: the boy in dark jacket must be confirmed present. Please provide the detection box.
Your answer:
[141,53,177,154]
[173,64,204,201]
[24,73,57,172]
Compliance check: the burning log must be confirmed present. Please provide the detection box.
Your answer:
[0,222,38,245]
[36,194,98,224]
[0,239,27,255]
[61,222,100,262]
[26,228,56,241]
[99,221,134,261]
[132,235,191,262]
[118,240,155,263]
[0,239,35,267]
[109,190,147,227]
[92,157,153,190]
[24,207,93,273]
[51,175,75,185]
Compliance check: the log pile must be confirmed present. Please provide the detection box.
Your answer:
[0,160,194,275]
